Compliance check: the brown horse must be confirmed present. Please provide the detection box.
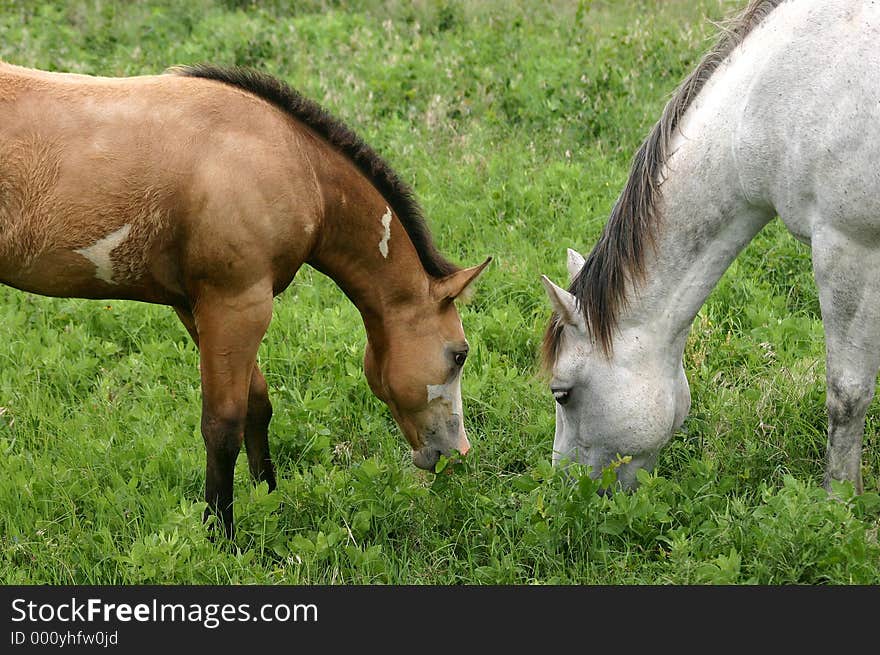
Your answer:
[0,61,490,538]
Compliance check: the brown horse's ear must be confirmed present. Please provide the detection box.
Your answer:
[431,257,492,303]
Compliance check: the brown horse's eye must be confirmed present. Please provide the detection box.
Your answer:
[552,388,571,406]
[453,351,468,367]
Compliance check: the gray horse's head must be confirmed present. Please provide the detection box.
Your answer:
[540,249,691,489]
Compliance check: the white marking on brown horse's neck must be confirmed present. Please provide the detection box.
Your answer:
[378,206,392,258]
[74,224,132,284]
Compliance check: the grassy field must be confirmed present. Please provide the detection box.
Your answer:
[0,0,878,584]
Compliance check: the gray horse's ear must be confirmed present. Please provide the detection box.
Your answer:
[541,275,582,328]
[567,248,585,283]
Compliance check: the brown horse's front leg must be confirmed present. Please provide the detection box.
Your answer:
[201,409,245,539]
[191,283,274,539]
[174,308,277,494]
[245,366,276,491]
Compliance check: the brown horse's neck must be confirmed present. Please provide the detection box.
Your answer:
[305,155,429,347]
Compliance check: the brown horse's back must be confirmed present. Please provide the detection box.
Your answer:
[0,63,321,304]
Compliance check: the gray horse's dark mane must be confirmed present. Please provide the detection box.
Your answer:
[170,64,459,279]
[543,0,785,366]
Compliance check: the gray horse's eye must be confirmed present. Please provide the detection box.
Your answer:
[552,388,571,406]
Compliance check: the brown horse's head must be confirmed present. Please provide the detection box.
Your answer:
[363,259,490,470]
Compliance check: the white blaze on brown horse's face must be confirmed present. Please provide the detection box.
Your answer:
[363,260,490,470]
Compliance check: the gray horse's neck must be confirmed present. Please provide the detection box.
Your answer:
[617,52,781,369]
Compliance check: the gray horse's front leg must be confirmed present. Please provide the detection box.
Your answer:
[812,225,880,493]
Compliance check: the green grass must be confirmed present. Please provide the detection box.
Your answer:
[1,0,878,584]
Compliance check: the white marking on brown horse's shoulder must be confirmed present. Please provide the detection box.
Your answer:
[74,224,132,284]
[378,206,392,259]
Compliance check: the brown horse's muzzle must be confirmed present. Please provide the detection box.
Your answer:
[411,419,470,471]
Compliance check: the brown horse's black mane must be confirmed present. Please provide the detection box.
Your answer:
[171,64,459,279]
[542,0,785,366]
